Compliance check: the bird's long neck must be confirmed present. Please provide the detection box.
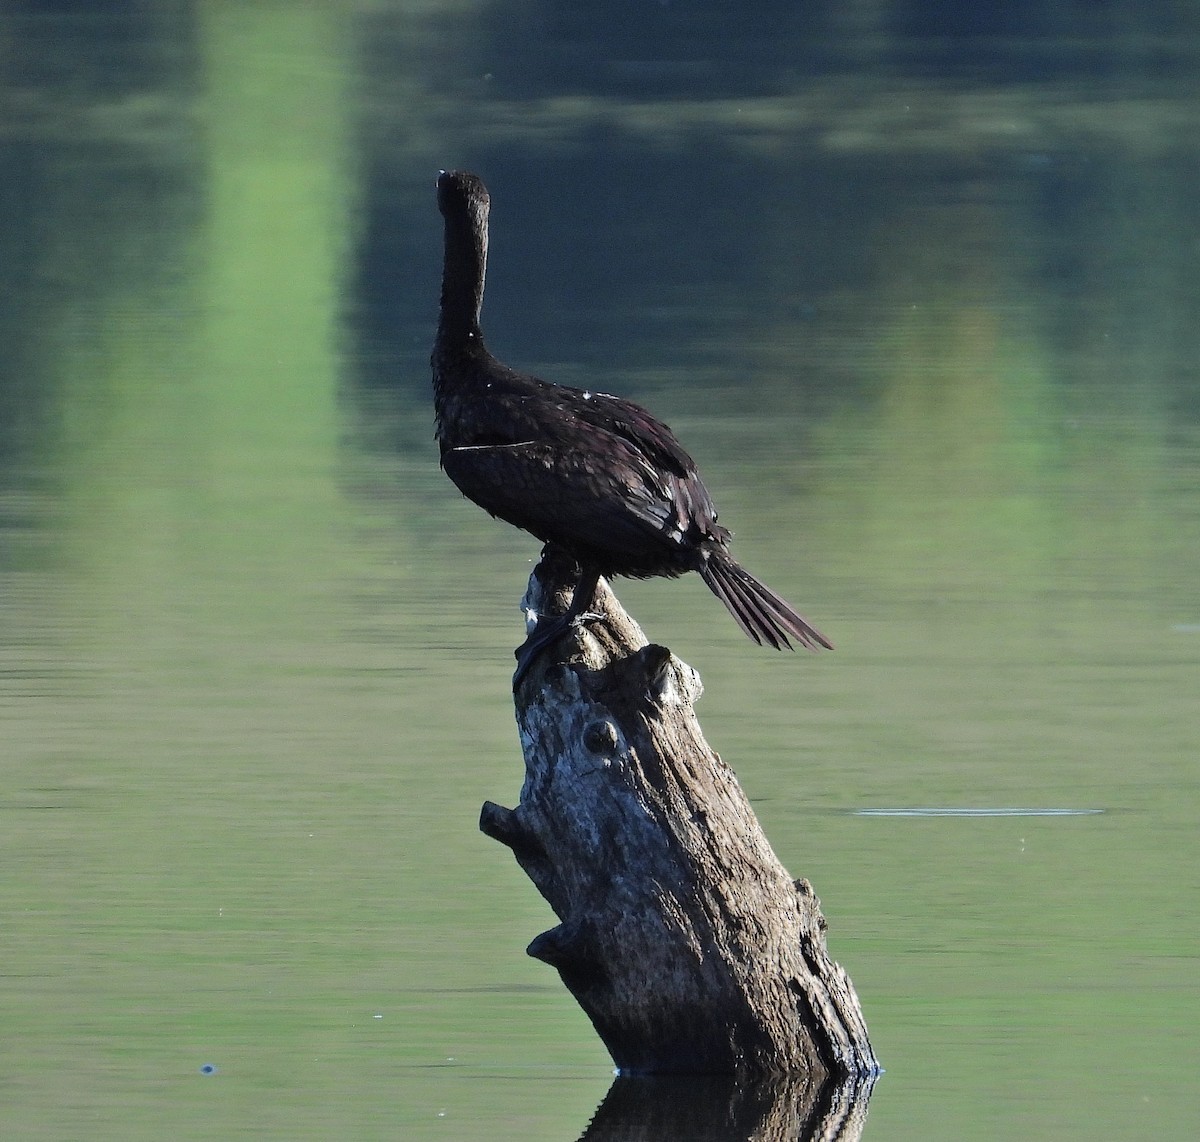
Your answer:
[436,199,488,349]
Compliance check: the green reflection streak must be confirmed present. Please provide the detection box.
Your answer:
[193,0,349,632]
[806,198,1178,640]
[54,3,353,654]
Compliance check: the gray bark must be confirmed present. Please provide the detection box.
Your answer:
[481,554,879,1082]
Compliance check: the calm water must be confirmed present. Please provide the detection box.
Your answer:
[3,3,1199,1139]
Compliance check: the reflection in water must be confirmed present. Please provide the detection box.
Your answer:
[578,1071,876,1142]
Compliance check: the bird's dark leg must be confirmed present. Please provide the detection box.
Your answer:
[513,566,602,689]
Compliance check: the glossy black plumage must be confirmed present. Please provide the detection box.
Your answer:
[431,170,832,683]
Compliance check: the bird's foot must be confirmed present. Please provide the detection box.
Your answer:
[514,563,603,690]
[512,609,601,690]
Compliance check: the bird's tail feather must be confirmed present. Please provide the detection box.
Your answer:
[700,552,833,652]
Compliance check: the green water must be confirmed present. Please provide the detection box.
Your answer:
[2,3,1198,1138]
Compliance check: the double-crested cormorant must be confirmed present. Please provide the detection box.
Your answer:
[432,170,832,684]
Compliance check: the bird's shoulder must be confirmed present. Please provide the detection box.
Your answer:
[443,359,694,473]
[520,372,698,481]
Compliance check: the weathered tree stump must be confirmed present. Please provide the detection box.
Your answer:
[480,552,878,1082]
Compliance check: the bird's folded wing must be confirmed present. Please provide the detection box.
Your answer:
[442,437,680,554]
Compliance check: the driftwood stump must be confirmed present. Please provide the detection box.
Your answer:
[480,552,878,1083]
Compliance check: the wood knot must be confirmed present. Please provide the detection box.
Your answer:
[582,718,620,757]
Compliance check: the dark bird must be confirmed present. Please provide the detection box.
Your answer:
[432,170,832,685]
